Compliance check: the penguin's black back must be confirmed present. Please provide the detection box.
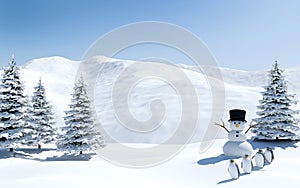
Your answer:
[270,149,274,160]
[235,163,240,177]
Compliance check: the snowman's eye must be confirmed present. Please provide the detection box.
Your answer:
[233,122,236,124]
[238,122,240,124]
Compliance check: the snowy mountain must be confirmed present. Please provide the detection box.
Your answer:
[17,56,300,143]
[20,56,79,127]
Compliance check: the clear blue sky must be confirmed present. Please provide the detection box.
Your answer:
[0,0,300,70]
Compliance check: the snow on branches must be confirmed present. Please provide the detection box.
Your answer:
[0,56,29,148]
[253,61,299,140]
[26,78,57,148]
[57,75,105,153]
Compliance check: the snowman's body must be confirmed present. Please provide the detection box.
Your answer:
[223,140,253,157]
[222,110,254,157]
[228,130,247,142]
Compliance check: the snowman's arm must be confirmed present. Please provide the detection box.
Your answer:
[245,120,257,134]
[215,121,230,133]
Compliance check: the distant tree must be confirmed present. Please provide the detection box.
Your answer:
[57,76,105,154]
[253,60,299,140]
[26,78,57,148]
[0,56,30,151]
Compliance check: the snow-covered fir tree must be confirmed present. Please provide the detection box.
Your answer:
[252,60,299,140]
[0,56,30,150]
[57,76,105,154]
[26,78,57,148]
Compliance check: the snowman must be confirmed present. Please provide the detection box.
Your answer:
[215,109,255,157]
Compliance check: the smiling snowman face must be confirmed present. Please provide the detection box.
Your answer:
[229,120,246,131]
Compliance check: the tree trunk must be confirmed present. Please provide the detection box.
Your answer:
[38,144,41,149]
[9,148,13,152]
[79,150,83,155]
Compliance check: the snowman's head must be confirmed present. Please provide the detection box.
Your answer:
[228,109,247,130]
[229,120,246,130]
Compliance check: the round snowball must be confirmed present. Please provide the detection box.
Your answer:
[223,141,253,157]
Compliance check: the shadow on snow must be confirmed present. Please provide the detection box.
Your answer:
[40,152,95,161]
[217,168,266,185]
[0,148,95,161]
[197,154,239,165]
[0,148,32,160]
[248,139,298,150]
[217,173,249,184]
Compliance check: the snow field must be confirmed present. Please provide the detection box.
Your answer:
[0,139,299,187]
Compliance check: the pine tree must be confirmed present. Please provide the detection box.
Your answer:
[57,76,105,154]
[0,56,29,150]
[252,60,299,140]
[26,78,57,148]
[22,97,36,146]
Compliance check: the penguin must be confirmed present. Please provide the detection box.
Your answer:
[241,154,253,174]
[254,149,265,168]
[228,159,240,179]
[264,147,274,164]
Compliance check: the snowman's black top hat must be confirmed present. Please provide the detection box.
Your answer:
[229,109,246,122]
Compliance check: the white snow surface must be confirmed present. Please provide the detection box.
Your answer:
[0,139,299,187]
[17,56,300,143]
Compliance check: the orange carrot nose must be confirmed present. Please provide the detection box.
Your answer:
[235,124,239,128]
